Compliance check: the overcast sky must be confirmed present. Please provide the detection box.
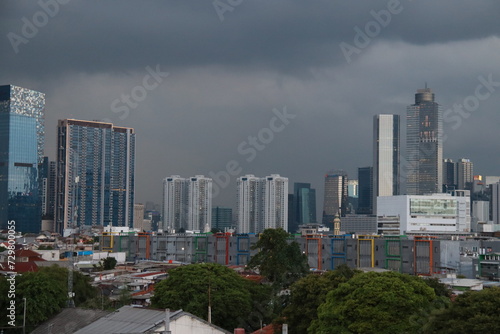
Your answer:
[2,0,500,216]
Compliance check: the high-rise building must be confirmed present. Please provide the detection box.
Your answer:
[187,175,212,232]
[263,174,288,231]
[162,175,188,232]
[406,87,443,195]
[373,114,400,212]
[294,182,316,226]
[442,158,473,192]
[443,158,456,192]
[357,167,373,214]
[212,206,233,231]
[133,203,145,229]
[322,170,348,225]
[456,158,473,190]
[236,174,288,233]
[55,119,135,233]
[39,157,56,219]
[0,85,45,233]
[492,183,500,225]
[163,175,213,232]
[236,175,263,234]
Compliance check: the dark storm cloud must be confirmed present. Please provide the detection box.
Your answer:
[1,0,500,213]
[2,0,500,77]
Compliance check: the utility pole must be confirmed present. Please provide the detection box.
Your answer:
[164,308,171,334]
[23,298,26,334]
[67,175,79,308]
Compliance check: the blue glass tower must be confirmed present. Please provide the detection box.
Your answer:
[0,85,45,233]
[55,120,135,233]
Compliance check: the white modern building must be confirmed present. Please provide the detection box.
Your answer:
[236,174,288,233]
[162,175,212,232]
[373,114,400,212]
[162,175,188,232]
[263,174,288,231]
[187,175,212,232]
[377,192,471,235]
[236,175,263,234]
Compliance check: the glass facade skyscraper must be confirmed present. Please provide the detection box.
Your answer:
[55,119,135,233]
[357,167,373,214]
[0,85,45,233]
[211,206,232,231]
[294,182,316,225]
[406,87,442,195]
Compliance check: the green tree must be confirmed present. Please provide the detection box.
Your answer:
[247,228,309,289]
[0,265,97,331]
[151,263,265,331]
[103,257,117,270]
[424,277,452,298]
[309,271,439,334]
[281,265,358,334]
[425,287,500,334]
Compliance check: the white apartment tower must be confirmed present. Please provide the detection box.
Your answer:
[236,175,263,234]
[162,175,187,232]
[263,174,289,231]
[236,174,288,233]
[187,175,212,232]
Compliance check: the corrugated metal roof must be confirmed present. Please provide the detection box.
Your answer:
[32,308,111,334]
[74,306,166,334]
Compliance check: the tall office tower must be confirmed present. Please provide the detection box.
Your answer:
[236,175,263,233]
[443,158,456,192]
[162,175,188,232]
[492,183,500,225]
[456,158,473,190]
[39,157,56,219]
[406,86,443,195]
[263,174,288,231]
[187,175,212,232]
[357,167,373,214]
[0,85,45,233]
[373,114,400,212]
[55,120,135,233]
[294,182,317,226]
[212,206,233,231]
[322,170,348,225]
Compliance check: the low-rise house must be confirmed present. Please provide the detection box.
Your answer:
[74,305,231,334]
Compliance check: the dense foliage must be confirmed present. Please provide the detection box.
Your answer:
[0,266,96,332]
[151,263,271,331]
[247,228,309,289]
[424,287,500,334]
[309,271,440,334]
[281,265,359,334]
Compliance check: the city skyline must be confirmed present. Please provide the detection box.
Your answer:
[2,2,500,219]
